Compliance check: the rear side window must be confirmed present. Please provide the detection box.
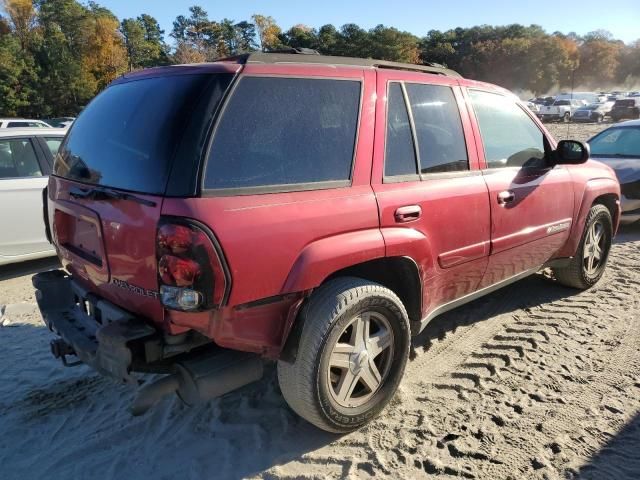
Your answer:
[385,83,417,177]
[405,84,468,173]
[44,137,63,157]
[204,77,361,191]
[0,139,42,178]
[55,73,232,194]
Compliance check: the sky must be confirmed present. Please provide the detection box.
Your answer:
[97,0,640,44]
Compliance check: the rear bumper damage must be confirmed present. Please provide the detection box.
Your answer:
[32,270,264,414]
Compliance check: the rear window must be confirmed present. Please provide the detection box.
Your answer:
[54,73,232,194]
[204,76,361,192]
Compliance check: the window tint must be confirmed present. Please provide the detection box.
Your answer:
[7,122,30,128]
[205,77,360,190]
[470,90,546,168]
[0,139,42,178]
[406,84,468,173]
[385,83,417,177]
[44,137,63,157]
[55,74,232,194]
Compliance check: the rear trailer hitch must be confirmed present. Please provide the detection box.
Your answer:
[130,349,264,416]
[50,338,82,367]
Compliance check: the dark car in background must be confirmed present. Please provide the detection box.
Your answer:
[610,98,640,122]
[572,102,614,123]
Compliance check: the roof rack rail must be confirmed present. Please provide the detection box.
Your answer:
[265,47,321,55]
[216,52,461,78]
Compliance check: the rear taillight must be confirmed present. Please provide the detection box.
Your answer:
[156,219,228,311]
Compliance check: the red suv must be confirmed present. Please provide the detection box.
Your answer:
[33,52,620,433]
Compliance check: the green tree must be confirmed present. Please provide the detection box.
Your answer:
[121,14,168,70]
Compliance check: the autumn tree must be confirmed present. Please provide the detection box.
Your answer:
[252,14,281,51]
[1,0,36,50]
[575,31,624,87]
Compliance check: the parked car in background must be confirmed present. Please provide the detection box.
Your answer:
[0,118,52,128]
[538,98,585,122]
[0,128,66,266]
[610,98,640,122]
[555,92,599,104]
[588,120,640,224]
[45,117,75,128]
[572,101,615,123]
[33,52,620,433]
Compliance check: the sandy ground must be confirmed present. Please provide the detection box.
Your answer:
[1,122,639,480]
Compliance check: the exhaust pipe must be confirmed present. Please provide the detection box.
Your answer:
[130,350,264,416]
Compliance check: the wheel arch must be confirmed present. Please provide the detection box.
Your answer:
[280,256,422,362]
[557,178,620,258]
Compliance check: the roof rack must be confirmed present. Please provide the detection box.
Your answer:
[217,51,461,78]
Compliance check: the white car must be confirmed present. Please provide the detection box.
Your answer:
[0,128,66,266]
[0,118,53,129]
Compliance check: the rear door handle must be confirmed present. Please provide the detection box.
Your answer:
[497,191,515,205]
[394,205,422,223]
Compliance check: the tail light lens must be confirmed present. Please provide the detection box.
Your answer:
[156,219,228,311]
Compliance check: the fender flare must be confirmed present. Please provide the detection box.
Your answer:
[281,228,386,294]
[558,177,620,257]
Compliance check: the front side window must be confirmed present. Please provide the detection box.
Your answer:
[406,83,468,173]
[469,90,546,168]
[0,139,42,179]
[204,76,361,190]
[384,83,417,177]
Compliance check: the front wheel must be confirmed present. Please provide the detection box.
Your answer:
[277,277,410,433]
[553,204,613,289]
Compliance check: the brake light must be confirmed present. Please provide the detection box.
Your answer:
[156,220,228,311]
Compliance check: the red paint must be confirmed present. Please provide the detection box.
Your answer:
[47,61,621,357]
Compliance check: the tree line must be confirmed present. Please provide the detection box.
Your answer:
[1,0,639,118]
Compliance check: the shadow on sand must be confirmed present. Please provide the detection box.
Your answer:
[0,256,60,282]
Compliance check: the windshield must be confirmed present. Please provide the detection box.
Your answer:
[54,73,232,194]
[588,127,640,158]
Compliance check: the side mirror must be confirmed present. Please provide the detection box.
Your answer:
[555,140,590,165]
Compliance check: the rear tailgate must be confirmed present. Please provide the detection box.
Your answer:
[45,66,236,329]
[48,176,165,325]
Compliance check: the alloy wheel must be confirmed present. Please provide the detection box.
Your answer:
[583,220,606,275]
[326,311,394,408]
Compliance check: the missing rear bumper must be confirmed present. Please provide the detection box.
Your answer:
[33,270,156,383]
[33,269,265,414]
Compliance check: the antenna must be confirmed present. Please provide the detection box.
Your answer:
[567,68,575,138]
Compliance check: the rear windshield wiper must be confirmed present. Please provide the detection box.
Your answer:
[69,186,157,207]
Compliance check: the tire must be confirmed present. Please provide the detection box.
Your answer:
[553,204,613,289]
[563,112,571,123]
[277,277,411,433]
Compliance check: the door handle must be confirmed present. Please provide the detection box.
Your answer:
[497,191,515,205]
[394,205,422,222]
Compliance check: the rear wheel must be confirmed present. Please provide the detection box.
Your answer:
[553,204,612,289]
[277,277,410,433]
